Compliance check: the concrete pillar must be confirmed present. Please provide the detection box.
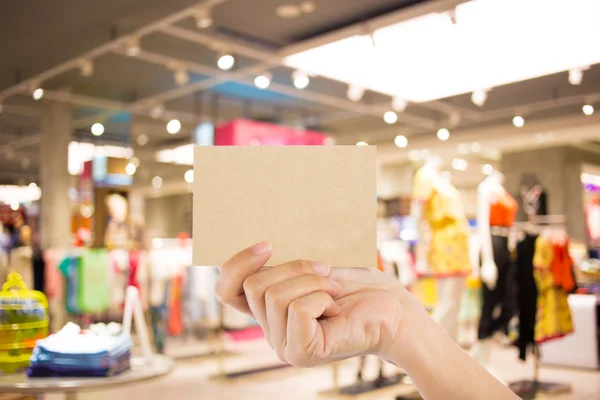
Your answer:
[40,100,72,249]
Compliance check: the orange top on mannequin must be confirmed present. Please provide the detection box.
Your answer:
[489,192,518,227]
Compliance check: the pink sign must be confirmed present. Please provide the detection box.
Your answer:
[215,119,327,146]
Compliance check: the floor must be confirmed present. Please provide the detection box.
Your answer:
[35,340,600,400]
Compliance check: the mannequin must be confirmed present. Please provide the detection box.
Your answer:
[411,158,471,341]
[471,170,517,370]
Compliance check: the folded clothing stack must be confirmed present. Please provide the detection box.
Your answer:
[27,322,132,378]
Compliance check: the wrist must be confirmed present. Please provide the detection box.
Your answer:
[377,289,433,369]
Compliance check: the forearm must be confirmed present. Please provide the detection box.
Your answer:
[387,298,517,400]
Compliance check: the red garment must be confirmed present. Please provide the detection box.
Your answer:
[128,250,141,291]
[168,273,184,335]
[550,242,576,293]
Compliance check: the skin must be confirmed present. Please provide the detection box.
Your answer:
[215,241,519,400]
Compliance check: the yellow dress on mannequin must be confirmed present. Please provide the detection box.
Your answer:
[413,167,471,277]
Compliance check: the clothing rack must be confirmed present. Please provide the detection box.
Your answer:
[508,217,572,399]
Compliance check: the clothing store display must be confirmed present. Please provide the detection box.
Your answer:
[8,246,33,290]
[478,235,514,339]
[59,255,81,314]
[412,166,471,277]
[515,234,538,361]
[79,249,110,313]
[27,322,132,378]
[109,249,129,310]
[533,236,574,343]
[585,200,600,243]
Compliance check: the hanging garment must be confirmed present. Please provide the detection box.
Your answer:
[515,234,538,361]
[79,249,110,313]
[533,237,574,344]
[478,235,515,339]
[412,167,471,277]
[59,256,81,314]
[550,242,576,293]
[43,249,64,300]
[33,249,45,293]
[128,249,141,291]
[168,273,184,335]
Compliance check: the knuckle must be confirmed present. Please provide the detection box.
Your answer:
[291,259,313,275]
[264,286,283,307]
[288,299,308,317]
[284,348,310,368]
[242,275,260,298]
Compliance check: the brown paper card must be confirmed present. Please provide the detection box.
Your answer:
[193,146,377,268]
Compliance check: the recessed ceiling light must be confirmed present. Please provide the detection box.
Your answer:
[167,119,181,134]
[513,115,525,127]
[184,169,194,183]
[292,70,310,89]
[217,53,235,71]
[126,162,137,176]
[483,164,494,175]
[394,135,408,148]
[356,141,368,146]
[152,176,163,189]
[91,123,104,136]
[383,111,398,124]
[437,128,450,141]
[254,72,271,89]
[583,104,594,116]
[32,88,44,100]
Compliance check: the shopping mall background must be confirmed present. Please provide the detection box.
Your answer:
[0,0,599,399]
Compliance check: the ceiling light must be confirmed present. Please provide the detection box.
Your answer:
[125,162,137,176]
[150,104,165,119]
[356,141,368,146]
[283,1,600,103]
[124,36,141,57]
[184,169,194,183]
[292,70,310,89]
[174,68,190,86]
[130,157,140,168]
[452,158,467,171]
[300,1,316,13]
[394,135,408,148]
[483,164,494,175]
[79,59,94,77]
[167,119,181,134]
[217,53,235,71]
[194,6,213,29]
[471,89,489,107]
[10,203,19,211]
[470,142,481,152]
[347,84,365,102]
[568,66,589,85]
[383,111,398,124]
[152,176,163,189]
[437,128,450,141]
[583,104,594,116]
[254,72,271,89]
[513,115,525,128]
[32,88,44,100]
[392,97,408,112]
[91,122,104,136]
[137,134,149,146]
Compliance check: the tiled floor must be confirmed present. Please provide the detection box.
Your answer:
[39,340,599,399]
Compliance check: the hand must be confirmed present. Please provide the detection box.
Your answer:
[480,260,498,290]
[215,242,412,368]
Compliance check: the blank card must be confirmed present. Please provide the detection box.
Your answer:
[193,146,377,268]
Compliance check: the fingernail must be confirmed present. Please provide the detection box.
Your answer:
[312,262,331,276]
[251,241,271,256]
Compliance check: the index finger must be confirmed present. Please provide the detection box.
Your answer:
[215,241,272,316]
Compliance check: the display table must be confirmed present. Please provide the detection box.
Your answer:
[540,294,600,369]
[0,355,174,400]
